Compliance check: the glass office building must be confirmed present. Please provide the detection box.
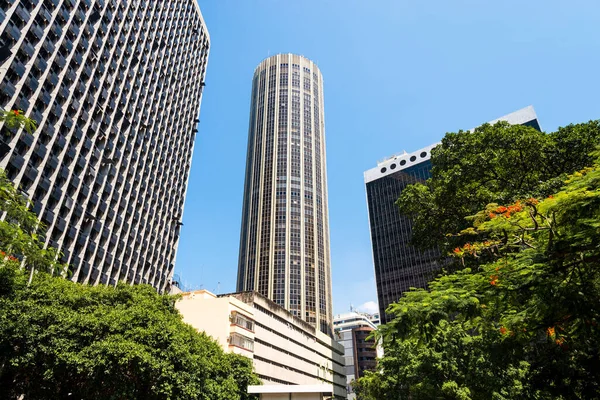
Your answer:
[365,106,541,323]
[237,54,333,336]
[0,0,209,291]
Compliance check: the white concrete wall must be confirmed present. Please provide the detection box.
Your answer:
[250,295,346,397]
[261,394,325,400]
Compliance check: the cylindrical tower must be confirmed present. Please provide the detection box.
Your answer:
[237,54,333,336]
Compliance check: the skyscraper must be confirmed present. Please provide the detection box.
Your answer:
[365,106,541,323]
[0,1,209,292]
[237,54,333,336]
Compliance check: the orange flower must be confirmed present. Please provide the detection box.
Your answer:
[507,203,522,214]
[499,326,508,335]
[547,326,556,337]
[548,195,554,199]
[453,247,461,254]
[13,110,20,116]
[489,213,497,219]
[490,275,499,286]
[496,206,507,213]
[555,337,565,346]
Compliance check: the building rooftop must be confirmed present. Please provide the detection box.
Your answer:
[333,312,378,331]
[364,106,539,184]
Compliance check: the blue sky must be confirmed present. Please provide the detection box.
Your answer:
[174,0,600,315]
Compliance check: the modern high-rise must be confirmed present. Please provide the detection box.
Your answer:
[237,54,333,336]
[365,106,541,323]
[0,0,209,292]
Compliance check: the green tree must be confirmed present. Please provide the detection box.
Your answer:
[0,110,59,281]
[397,120,600,253]
[0,113,260,399]
[356,152,600,399]
[0,264,260,399]
[0,109,37,134]
[0,169,62,279]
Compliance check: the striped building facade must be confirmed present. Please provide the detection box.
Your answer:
[237,54,333,336]
[0,0,209,291]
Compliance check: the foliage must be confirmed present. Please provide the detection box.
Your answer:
[0,109,58,277]
[0,163,260,399]
[0,109,37,134]
[0,170,63,276]
[0,264,260,399]
[356,154,600,399]
[397,120,600,253]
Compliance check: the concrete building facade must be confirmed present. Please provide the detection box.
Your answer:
[237,54,333,336]
[364,106,541,323]
[176,290,347,399]
[0,0,209,291]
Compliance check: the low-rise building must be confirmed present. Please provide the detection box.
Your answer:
[334,312,382,399]
[176,290,347,399]
[176,290,256,359]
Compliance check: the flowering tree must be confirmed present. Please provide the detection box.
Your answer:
[0,109,37,134]
[355,122,600,399]
[397,120,600,254]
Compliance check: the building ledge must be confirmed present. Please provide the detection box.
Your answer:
[248,384,334,395]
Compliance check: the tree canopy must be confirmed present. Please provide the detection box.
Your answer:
[397,120,600,253]
[0,264,260,399]
[355,121,600,399]
[0,118,260,399]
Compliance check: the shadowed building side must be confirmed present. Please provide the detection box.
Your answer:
[364,106,541,323]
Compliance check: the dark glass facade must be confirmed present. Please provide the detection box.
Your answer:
[365,107,541,324]
[366,159,439,323]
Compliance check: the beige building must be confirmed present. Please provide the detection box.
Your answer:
[176,290,255,359]
[176,290,347,399]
